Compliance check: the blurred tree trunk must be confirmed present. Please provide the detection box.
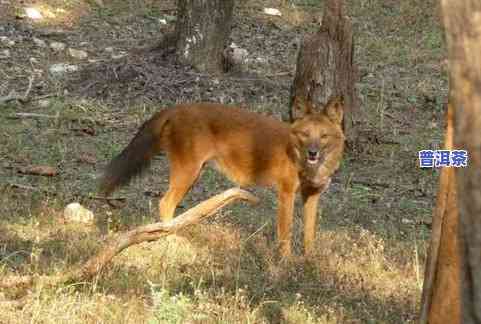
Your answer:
[439,1,481,323]
[175,0,234,73]
[290,0,359,142]
[419,102,461,324]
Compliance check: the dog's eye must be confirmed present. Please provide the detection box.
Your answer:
[320,134,329,140]
[295,131,309,138]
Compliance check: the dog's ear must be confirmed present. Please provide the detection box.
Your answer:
[324,96,344,125]
[291,96,314,120]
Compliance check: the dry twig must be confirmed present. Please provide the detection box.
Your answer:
[5,182,56,195]
[7,112,105,126]
[0,76,34,105]
[0,188,258,290]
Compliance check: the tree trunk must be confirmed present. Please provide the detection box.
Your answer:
[175,0,234,73]
[420,103,461,324]
[290,0,359,142]
[440,1,481,323]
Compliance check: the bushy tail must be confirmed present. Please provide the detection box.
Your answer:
[99,111,169,196]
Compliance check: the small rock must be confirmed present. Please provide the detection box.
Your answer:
[79,41,89,47]
[49,63,79,75]
[29,57,39,64]
[38,99,50,108]
[158,18,167,25]
[224,43,248,69]
[401,218,414,225]
[64,203,95,224]
[37,28,69,37]
[0,36,14,46]
[231,47,248,63]
[0,49,10,58]
[32,37,47,48]
[263,8,282,16]
[24,7,43,20]
[111,52,127,60]
[68,48,88,60]
[92,0,104,7]
[50,41,66,52]
[163,14,176,22]
[104,47,114,53]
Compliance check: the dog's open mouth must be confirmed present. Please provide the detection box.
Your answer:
[307,156,320,164]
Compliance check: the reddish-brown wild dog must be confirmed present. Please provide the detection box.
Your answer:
[100,98,345,256]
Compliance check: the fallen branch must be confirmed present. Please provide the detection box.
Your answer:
[351,179,390,189]
[333,178,390,189]
[88,195,127,208]
[31,93,58,101]
[0,76,34,105]
[7,112,60,120]
[5,182,56,195]
[0,91,17,105]
[17,165,58,177]
[7,112,106,126]
[0,299,27,309]
[88,195,127,202]
[0,188,259,290]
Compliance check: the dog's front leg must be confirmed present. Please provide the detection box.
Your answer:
[301,178,331,255]
[277,186,296,257]
[302,189,321,256]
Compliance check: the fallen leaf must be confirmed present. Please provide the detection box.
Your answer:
[18,165,58,176]
[72,126,96,136]
[77,154,97,165]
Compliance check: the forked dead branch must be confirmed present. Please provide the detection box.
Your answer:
[0,76,34,105]
[0,188,259,291]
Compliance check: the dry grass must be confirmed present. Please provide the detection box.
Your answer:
[0,218,421,323]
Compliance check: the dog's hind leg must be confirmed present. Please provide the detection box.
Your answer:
[159,160,203,222]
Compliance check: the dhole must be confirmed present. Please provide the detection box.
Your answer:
[100,98,345,256]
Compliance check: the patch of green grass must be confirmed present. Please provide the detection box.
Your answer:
[349,184,381,207]
[148,286,192,324]
[284,0,322,7]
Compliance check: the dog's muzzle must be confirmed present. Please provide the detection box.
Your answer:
[307,149,320,164]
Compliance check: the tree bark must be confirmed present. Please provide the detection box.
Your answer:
[440,1,481,323]
[420,103,461,324]
[290,0,359,141]
[175,0,234,73]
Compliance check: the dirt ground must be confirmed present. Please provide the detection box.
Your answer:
[0,0,447,323]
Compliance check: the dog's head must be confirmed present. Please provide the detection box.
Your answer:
[290,96,345,187]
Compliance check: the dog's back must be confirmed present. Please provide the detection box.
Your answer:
[99,103,296,195]
[163,103,295,187]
